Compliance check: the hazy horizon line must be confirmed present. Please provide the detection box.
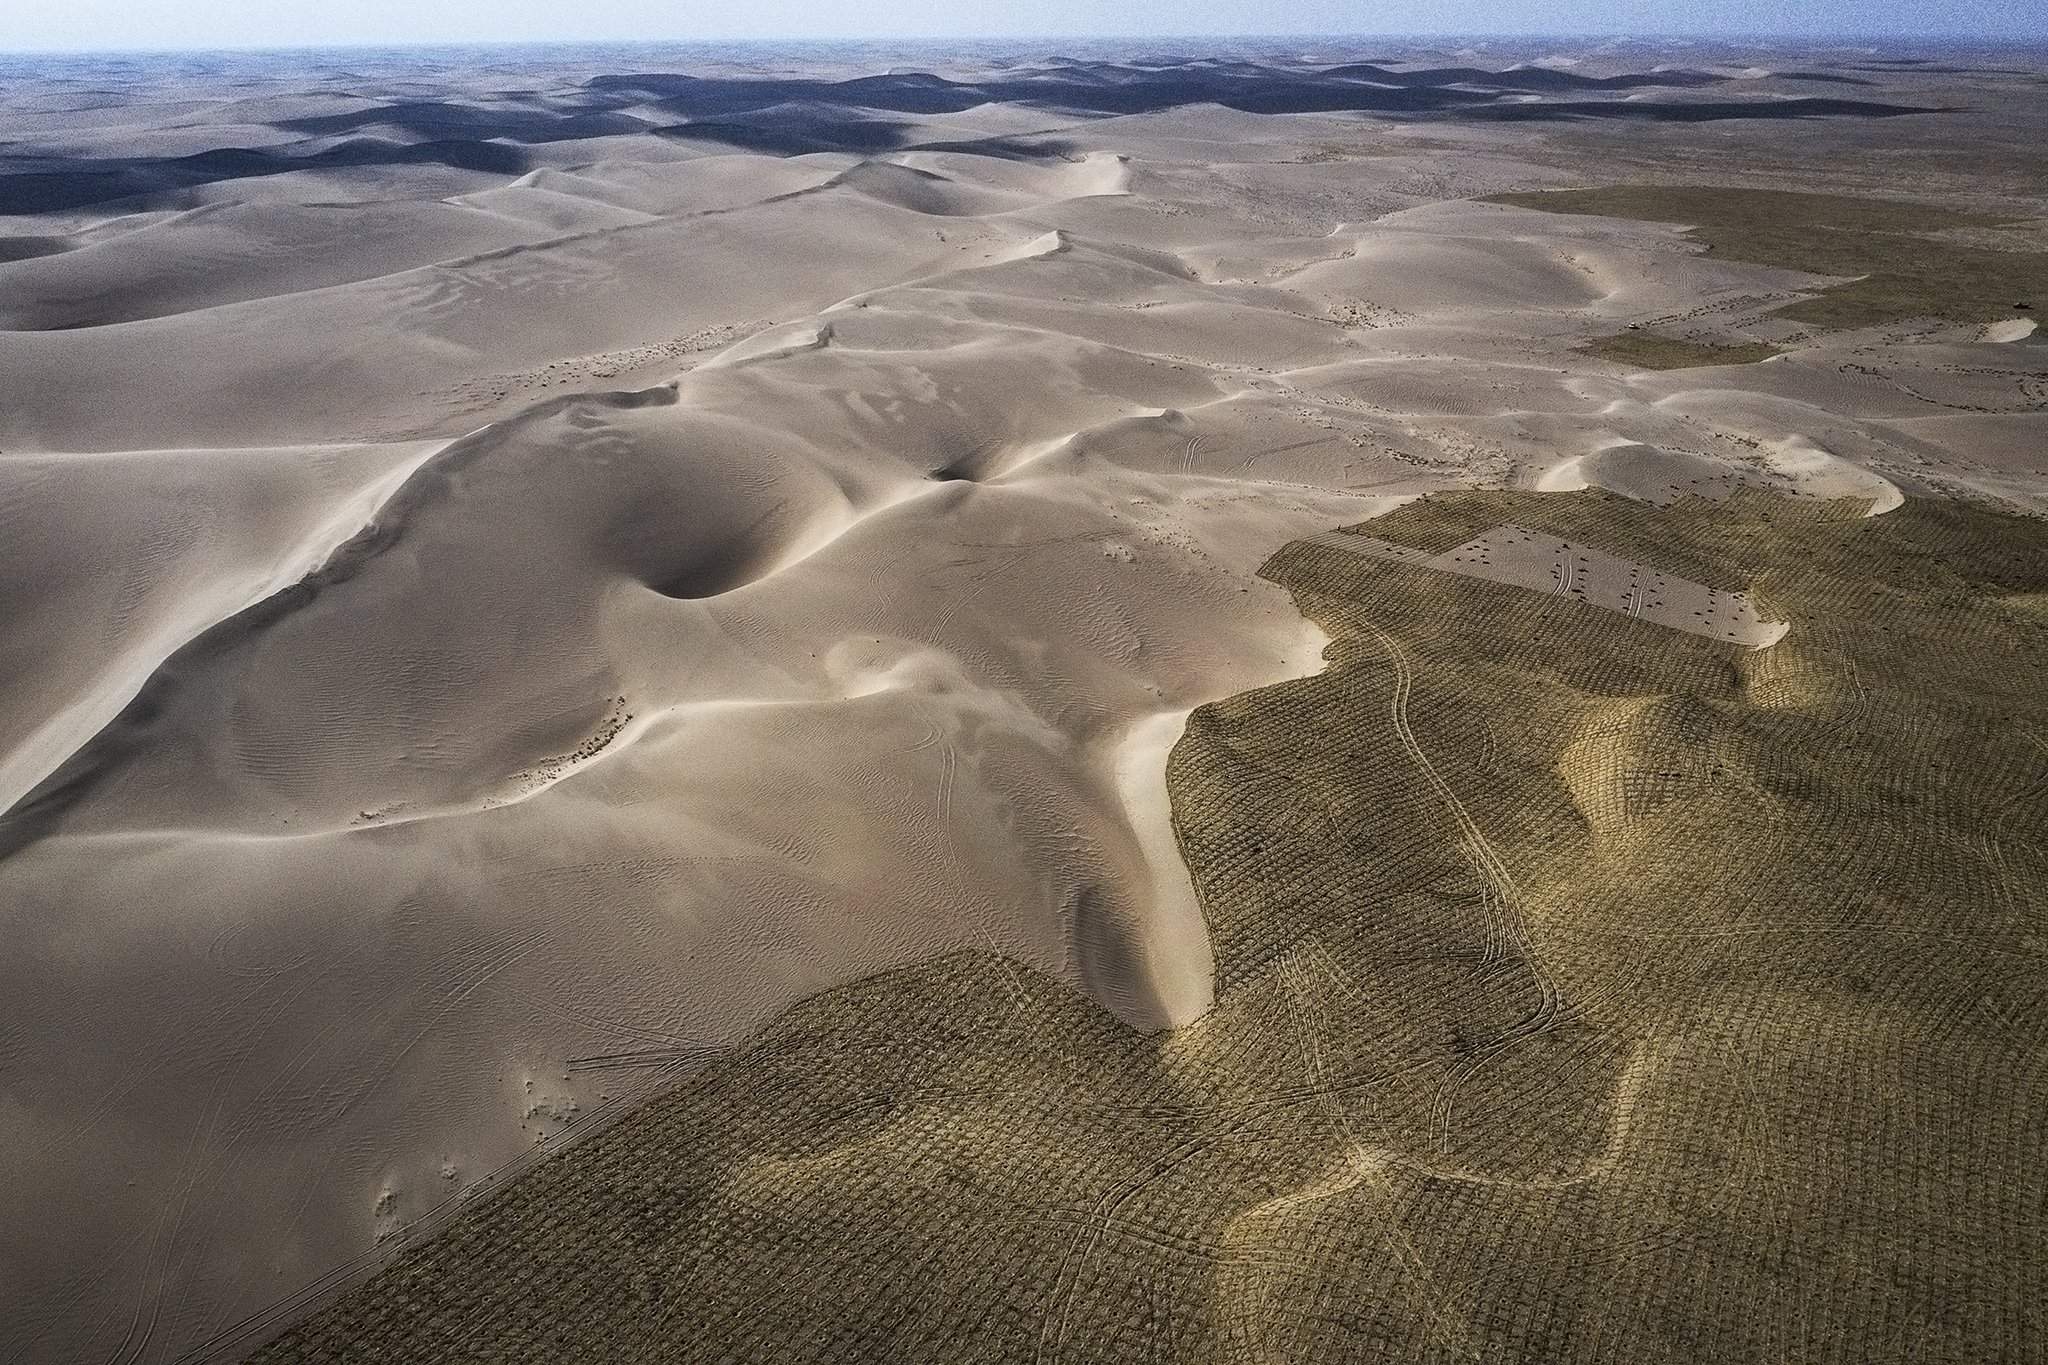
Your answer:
[3,30,2044,59]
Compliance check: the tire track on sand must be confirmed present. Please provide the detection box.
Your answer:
[1356,619,1566,1154]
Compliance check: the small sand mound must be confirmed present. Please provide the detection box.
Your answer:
[696,322,833,370]
[1539,443,1768,504]
[1060,150,1133,198]
[1308,523,1789,649]
[1557,693,1724,837]
[1979,317,2038,343]
[827,160,1015,217]
[988,229,1068,267]
[1765,436,1903,516]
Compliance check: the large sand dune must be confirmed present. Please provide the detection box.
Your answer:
[1,39,2043,1364]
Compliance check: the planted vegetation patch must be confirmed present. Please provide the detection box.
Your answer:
[1580,331,1783,369]
[255,489,2047,1365]
[1492,185,2048,328]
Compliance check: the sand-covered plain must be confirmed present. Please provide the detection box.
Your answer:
[1,39,2044,1363]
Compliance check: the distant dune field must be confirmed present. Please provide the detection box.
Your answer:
[0,39,2043,1365]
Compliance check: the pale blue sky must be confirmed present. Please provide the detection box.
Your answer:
[2,0,2039,53]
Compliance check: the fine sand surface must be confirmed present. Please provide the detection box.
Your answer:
[1308,523,1792,647]
[2,39,2045,1364]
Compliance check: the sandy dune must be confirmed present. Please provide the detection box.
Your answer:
[1310,521,1791,646]
[1,39,2044,1364]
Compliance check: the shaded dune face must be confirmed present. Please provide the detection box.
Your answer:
[633,517,810,599]
[820,159,1027,218]
[596,423,858,602]
[0,233,69,262]
[1067,880,1169,1027]
[1289,232,1612,313]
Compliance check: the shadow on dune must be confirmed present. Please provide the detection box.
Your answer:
[0,137,529,215]
[0,234,70,261]
[1842,58,2037,76]
[653,112,920,156]
[1068,883,1171,1034]
[0,57,1943,217]
[1452,96,1945,122]
[582,59,1732,120]
[1773,71,1880,85]
[584,67,1567,125]
[655,117,1084,159]
[271,100,647,142]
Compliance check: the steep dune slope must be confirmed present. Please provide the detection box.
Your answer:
[0,440,437,814]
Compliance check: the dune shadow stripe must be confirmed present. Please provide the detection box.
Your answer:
[1,62,1936,217]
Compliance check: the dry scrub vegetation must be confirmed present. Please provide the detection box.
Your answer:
[256,488,2047,1364]
[1578,333,1783,369]
[1493,184,2048,329]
